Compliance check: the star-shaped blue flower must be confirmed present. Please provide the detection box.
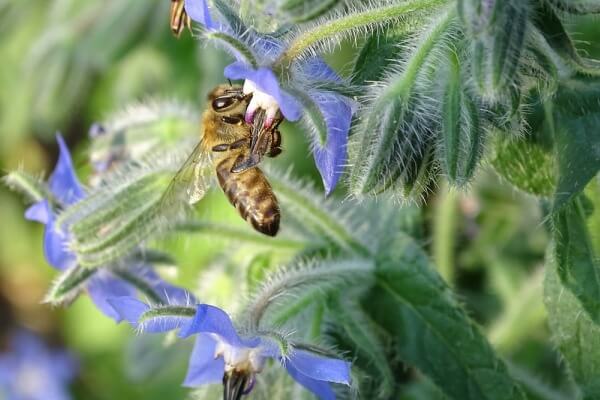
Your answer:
[109,297,351,400]
[24,135,193,320]
[0,330,77,400]
[184,0,355,194]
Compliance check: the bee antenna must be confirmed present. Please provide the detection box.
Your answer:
[228,79,233,87]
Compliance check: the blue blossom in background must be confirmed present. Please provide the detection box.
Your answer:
[184,0,355,194]
[109,297,351,400]
[24,135,193,320]
[0,330,77,400]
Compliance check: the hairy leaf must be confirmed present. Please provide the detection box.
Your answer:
[547,0,600,14]
[44,266,97,306]
[545,245,600,400]
[553,112,600,211]
[552,195,600,324]
[460,0,529,101]
[438,50,485,186]
[490,134,557,197]
[532,1,600,76]
[330,298,395,398]
[366,233,526,400]
[348,10,456,200]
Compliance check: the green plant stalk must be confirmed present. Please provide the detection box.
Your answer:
[175,221,310,251]
[3,171,53,205]
[432,183,458,284]
[276,0,449,65]
[112,269,165,304]
[270,178,370,256]
[487,268,546,353]
[309,302,325,339]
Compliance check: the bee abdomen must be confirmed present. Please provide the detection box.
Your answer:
[216,160,280,236]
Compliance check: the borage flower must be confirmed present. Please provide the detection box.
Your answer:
[24,135,192,320]
[184,0,356,194]
[0,330,77,400]
[109,298,351,400]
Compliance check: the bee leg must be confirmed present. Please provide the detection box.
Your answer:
[267,129,282,158]
[212,138,249,153]
[211,143,230,152]
[229,138,249,150]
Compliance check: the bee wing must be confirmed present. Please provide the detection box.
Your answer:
[161,140,213,208]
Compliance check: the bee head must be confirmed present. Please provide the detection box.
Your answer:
[208,84,251,115]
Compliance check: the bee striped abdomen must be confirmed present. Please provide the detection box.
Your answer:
[216,158,280,236]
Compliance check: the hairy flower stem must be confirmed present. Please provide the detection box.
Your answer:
[276,0,450,65]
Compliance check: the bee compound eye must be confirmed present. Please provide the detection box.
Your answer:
[212,96,237,111]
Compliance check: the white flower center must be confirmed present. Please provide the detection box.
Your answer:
[243,79,280,128]
[214,340,266,374]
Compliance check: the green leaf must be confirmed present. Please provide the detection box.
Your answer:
[44,266,98,306]
[547,0,600,14]
[3,169,51,205]
[460,0,529,101]
[438,50,485,186]
[545,244,600,400]
[551,194,600,324]
[245,258,374,330]
[352,23,419,86]
[490,134,557,197]
[532,1,600,76]
[59,147,197,268]
[348,10,456,199]
[366,233,526,400]
[330,298,395,398]
[553,112,600,211]
[280,0,341,23]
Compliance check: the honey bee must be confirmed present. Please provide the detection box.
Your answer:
[164,84,283,236]
[170,0,191,38]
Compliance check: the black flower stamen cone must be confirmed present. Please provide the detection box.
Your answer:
[223,370,250,400]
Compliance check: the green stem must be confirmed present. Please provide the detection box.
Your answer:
[112,269,165,304]
[3,171,53,204]
[277,0,449,65]
[432,183,458,284]
[270,178,371,256]
[175,221,311,251]
[309,302,325,339]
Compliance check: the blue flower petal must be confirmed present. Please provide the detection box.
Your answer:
[87,272,137,321]
[287,350,351,384]
[184,0,217,30]
[25,200,74,270]
[300,57,340,82]
[133,266,195,305]
[285,362,336,400]
[108,297,150,326]
[310,91,354,194]
[178,304,258,348]
[0,357,10,383]
[50,135,84,205]
[224,62,303,121]
[108,297,195,333]
[183,333,225,387]
[25,200,51,224]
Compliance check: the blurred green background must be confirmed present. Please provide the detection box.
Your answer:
[1,1,599,399]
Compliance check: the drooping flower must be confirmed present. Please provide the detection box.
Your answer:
[184,0,356,194]
[0,330,77,400]
[24,135,193,320]
[109,297,352,400]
